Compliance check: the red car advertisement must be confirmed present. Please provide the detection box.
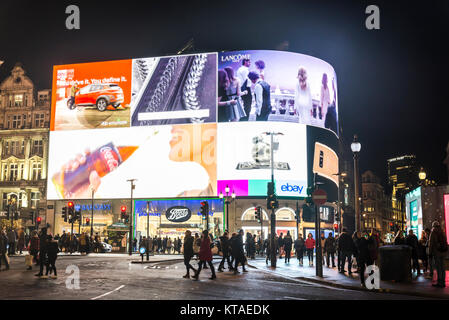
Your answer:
[51,59,132,131]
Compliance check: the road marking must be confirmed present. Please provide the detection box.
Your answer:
[284,296,308,300]
[91,285,125,300]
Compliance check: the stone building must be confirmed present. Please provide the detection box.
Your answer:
[0,63,51,231]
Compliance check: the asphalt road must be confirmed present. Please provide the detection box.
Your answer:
[0,255,432,300]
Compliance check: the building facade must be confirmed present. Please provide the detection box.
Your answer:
[0,63,51,231]
[387,155,420,200]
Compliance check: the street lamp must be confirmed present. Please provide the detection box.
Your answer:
[332,172,347,234]
[219,185,236,232]
[351,134,361,233]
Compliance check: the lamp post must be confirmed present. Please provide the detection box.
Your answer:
[419,167,426,186]
[146,201,150,261]
[332,172,347,234]
[127,179,137,256]
[90,187,94,237]
[351,135,361,233]
[219,185,235,232]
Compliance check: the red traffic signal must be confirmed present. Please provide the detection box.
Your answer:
[334,223,338,230]
[86,217,90,223]
[121,205,127,213]
[68,201,74,208]
[36,216,42,224]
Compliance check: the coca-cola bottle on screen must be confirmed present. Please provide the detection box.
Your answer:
[52,142,138,198]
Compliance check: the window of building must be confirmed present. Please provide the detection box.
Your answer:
[32,140,43,154]
[2,193,7,210]
[9,95,13,107]
[2,165,7,181]
[4,141,9,154]
[12,115,22,128]
[34,113,45,127]
[32,162,42,180]
[9,163,18,181]
[19,163,24,180]
[31,192,40,209]
[14,94,23,107]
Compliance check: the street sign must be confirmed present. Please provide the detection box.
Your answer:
[312,189,327,206]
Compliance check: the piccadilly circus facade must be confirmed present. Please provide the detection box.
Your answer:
[45,50,340,252]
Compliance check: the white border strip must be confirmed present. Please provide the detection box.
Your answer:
[138,109,209,121]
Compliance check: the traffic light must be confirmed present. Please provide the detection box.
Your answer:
[5,204,10,220]
[334,223,339,231]
[255,206,261,223]
[267,182,278,209]
[36,216,42,226]
[121,205,127,220]
[200,201,209,217]
[74,210,81,222]
[389,222,394,232]
[86,217,90,226]
[335,210,340,222]
[302,203,315,222]
[68,201,74,215]
[29,211,35,221]
[62,206,68,222]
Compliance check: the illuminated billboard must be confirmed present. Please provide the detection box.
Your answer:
[48,50,340,201]
[218,50,339,136]
[405,187,423,238]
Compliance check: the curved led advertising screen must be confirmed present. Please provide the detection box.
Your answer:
[48,50,339,201]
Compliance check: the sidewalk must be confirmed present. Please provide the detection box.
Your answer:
[247,256,449,299]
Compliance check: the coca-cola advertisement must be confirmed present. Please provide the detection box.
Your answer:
[47,123,217,200]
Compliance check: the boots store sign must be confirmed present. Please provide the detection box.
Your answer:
[165,206,192,223]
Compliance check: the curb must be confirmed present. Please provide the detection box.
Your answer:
[247,263,449,300]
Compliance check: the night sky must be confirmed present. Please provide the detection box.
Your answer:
[1,0,448,186]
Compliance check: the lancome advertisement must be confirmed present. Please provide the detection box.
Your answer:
[218,50,339,136]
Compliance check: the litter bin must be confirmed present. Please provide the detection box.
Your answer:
[378,245,412,282]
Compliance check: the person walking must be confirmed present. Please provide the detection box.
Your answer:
[7,228,16,256]
[358,230,374,288]
[231,229,247,274]
[278,233,284,259]
[249,234,256,259]
[406,229,420,275]
[294,234,305,265]
[265,234,271,265]
[218,231,233,272]
[324,232,336,268]
[17,228,25,255]
[305,233,315,266]
[283,231,293,263]
[28,231,39,270]
[338,228,353,274]
[35,227,48,278]
[429,221,447,288]
[0,230,10,271]
[182,230,196,278]
[192,230,216,280]
[352,231,361,274]
[45,235,59,279]
[418,230,429,274]
[320,232,326,266]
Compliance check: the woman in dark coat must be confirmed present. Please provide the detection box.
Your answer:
[192,230,216,280]
[358,231,374,287]
[182,230,196,278]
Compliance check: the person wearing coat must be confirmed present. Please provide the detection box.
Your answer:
[305,233,315,266]
[429,221,447,288]
[28,231,40,270]
[218,231,233,272]
[17,228,25,254]
[45,235,59,279]
[231,229,247,274]
[0,230,10,270]
[283,231,293,263]
[337,228,353,274]
[7,228,16,255]
[36,227,48,277]
[182,230,197,278]
[358,231,374,287]
[324,233,336,268]
[192,230,216,280]
[417,230,428,273]
[294,234,305,265]
[405,229,420,275]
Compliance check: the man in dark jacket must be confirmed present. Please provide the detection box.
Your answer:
[35,227,48,277]
[45,235,59,278]
[324,233,336,268]
[231,230,247,274]
[278,233,284,259]
[7,228,16,255]
[337,228,353,274]
[283,231,293,263]
[218,232,233,272]
[405,229,420,275]
[294,234,305,265]
[429,221,447,287]
[0,230,9,270]
[358,231,374,287]
[182,230,196,278]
